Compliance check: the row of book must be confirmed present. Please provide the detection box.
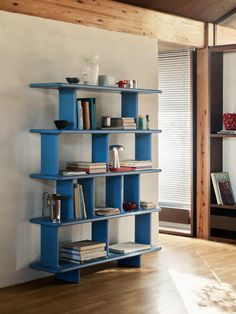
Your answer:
[211,172,235,205]
[102,117,137,130]
[73,183,87,219]
[60,240,107,264]
[77,98,96,130]
[60,240,152,264]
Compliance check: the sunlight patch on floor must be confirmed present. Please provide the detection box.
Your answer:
[169,269,236,314]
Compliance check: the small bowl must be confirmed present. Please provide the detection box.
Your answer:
[54,120,68,129]
[66,77,80,84]
[223,113,236,130]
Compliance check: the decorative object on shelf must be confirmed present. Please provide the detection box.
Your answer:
[54,120,68,129]
[123,202,137,211]
[223,113,236,130]
[146,115,150,130]
[42,193,63,223]
[116,80,137,88]
[140,201,156,209]
[109,145,124,168]
[116,80,128,88]
[211,172,235,205]
[138,115,146,130]
[81,55,99,85]
[102,116,111,128]
[66,77,80,84]
[98,75,115,86]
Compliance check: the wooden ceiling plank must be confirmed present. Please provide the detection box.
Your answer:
[0,0,205,47]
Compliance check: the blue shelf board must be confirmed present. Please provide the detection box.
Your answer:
[30,207,161,227]
[30,168,162,181]
[30,129,162,135]
[30,246,161,274]
[29,82,162,94]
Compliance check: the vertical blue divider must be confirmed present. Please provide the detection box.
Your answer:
[57,180,74,220]
[121,92,138,121]
[77,178,94,218]
[41,134,59,175]
[41,225,58,268]
[92,134,109,163]
[92,220,109,251]
[123,174,140,208]
[135,134,151,161]
[59,89,77,129]
[135,213,151,244]
[106,176,123,211]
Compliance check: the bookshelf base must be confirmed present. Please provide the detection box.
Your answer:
[30,246,161,283]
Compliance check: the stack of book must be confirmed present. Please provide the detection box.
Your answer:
[74,183,87,219]
[211,172,235,205]
[103,117,136,130]
[140,201,156,209]
[60,240,107,264]
[120,160,153,171]
[109,242,151,254]
[77,98,96,130]
[67,161,107,174]
[95,207,120,216]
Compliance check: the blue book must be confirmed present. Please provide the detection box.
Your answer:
[76,100,83,130]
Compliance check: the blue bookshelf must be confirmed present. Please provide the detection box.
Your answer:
[29,82,162,283]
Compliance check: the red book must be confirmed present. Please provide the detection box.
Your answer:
[109,167,133,172]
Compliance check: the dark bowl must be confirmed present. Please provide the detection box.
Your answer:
[66,77,80,84]
[54,120,68,129]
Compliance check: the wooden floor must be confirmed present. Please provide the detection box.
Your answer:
[0,234,236,314]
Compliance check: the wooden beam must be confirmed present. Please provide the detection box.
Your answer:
[216,25,236,46]
[207,23,236,47]
[0,0,205,47]
[196,47,210,239]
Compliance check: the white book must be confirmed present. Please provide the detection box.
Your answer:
[211,173,222,204]
[109,242,151,254]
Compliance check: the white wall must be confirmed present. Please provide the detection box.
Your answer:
[223,52,236,196]
[0,11,159,287]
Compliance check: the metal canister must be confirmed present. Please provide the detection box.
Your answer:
[127,80,133,88]
[133,80,137,88]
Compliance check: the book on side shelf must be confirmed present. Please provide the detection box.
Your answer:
[211,172,235,205]
[109,242,151,254]
[217,130,236,135]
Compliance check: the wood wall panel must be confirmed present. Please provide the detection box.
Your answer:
[0,0,205,47]
[196,48,210,239]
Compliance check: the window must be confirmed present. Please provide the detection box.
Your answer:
[158,49,192,210]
